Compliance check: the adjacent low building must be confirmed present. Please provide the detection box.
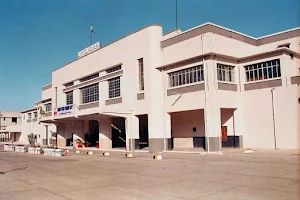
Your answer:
[0,111,22,142]
[20,22,300,152]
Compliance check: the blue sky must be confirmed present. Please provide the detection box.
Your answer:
[0,0,299,111]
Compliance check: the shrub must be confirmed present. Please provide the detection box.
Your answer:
[28,133,37,147]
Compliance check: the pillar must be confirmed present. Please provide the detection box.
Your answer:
[204,59,222,152]
[233,108,244,148]
[99,116,112,149]
[125,114,139,151]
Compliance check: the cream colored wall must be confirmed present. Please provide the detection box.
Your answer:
[42,87,52,100]
[257,37,300,53]
[162,29,182,40]
[171,110,205,138]
[242,85,299,149]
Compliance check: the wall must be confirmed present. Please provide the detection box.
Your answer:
[171,109,205,138]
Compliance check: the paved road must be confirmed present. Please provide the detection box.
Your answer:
[0,150,299,200]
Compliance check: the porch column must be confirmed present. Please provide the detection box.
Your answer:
[204,59,222,152]
[125,114,139,151]
[99,116,112,149]
[233,108,244,148]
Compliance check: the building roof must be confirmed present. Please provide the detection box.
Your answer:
[21,108,37,114]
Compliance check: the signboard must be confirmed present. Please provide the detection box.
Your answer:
[54,105,74,116]
[78,42,100,58]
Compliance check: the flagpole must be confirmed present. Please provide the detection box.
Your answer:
[176,0,178,30]
[90,28,92,45]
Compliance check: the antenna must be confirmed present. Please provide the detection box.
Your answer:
[176,0,178,31]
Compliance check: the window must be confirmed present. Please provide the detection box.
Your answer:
[108,77,121,98]
[33,112,37,119]
[217,64,235,82]
[66,91,73,105]
[106,65,121,74]
[81,83,99,104]
[45,103,52,112]
[245,59,281,82]
[168,65,204,87]
[28,113,32,120]
[80,73,99,82]
[65,82,74,87]
[12,117,17,123]
[138,58,144,91]
[3,117,5,121]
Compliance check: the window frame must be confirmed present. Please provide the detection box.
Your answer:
[108,76,121,99]
[138,58,145,91]
[45,103,52,113]
[80,83,99,104]
[66,91,74,105]
[168,65,204,88]
[217,63,235,82]
[244,59,281,82]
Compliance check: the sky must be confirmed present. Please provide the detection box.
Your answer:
[0,0,299,111]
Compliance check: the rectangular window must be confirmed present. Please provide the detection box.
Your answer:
[66,91,73,105]
[245,59,281,82]
[80,73,99,82]
[108,77,121,98]
[45,103,52,112]
[33,112,37,119]
[168,65,204,87]
[217,64,235,82]
[65,82,74,87]
[28,113,32,120]
[106,65,121,74]
[138,58,144,91]
[3,117,5,121]
[12,117,17,123]
[81,83,99,104]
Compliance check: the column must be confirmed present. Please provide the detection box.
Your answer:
[233,108,244,148]
[204,59,222,152]
[99,116,112,149]
[125,114,139,151]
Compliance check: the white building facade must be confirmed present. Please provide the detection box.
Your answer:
[35,22,299,152]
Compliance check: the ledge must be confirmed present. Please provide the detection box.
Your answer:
[78,102,99,110]
[218,82,238,91]
[244,79,282,91]
[137,93,145,100]
[105,97,122,105]
[167,83,204,96]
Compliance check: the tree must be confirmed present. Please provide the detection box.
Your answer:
[28,133,37,147]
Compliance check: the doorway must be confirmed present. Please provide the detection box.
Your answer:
[87,120,99,147]
[111,117,126,148]
[138,115,149,149]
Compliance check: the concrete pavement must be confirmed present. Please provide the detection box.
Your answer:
[0,149,299,200]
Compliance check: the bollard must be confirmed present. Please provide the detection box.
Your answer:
[125,153,133,158]
[75,150,81,154]
[103,152,110,157]
[87,151,93,155]
[153,154,163,160]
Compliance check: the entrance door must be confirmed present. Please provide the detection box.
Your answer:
[221,126,228,141]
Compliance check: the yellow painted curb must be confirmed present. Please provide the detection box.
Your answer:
[125,153,133,158]
[153,155,162,160]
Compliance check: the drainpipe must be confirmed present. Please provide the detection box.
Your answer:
[271,88,277,149]
[212,34,222,152]
[161,49,167,151]
[201,35,210,153]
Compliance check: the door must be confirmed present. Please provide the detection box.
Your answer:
[221,126,228,141]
